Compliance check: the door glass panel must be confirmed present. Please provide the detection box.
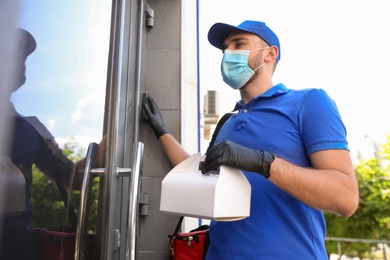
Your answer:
[1,1,111,259]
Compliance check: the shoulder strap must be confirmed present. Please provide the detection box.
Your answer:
[53,176,78,230]
[208,112,234,150]
[173,216,184,236]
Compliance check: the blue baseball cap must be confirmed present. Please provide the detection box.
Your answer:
[13,28,37,60]
[208,20,281,62]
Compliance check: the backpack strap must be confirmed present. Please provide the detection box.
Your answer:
[173,216,184,236]
[207,112,234,151]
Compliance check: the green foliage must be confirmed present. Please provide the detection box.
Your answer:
[31,167,69,230]
[31,138,99,233]
[62,138,86,161]
[325,136,390,257]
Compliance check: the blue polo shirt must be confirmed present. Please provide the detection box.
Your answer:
[206,83,348,259]
[1,116,75,260]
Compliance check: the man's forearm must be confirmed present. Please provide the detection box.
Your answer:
[159,133,190,167]
[268,153,359,217]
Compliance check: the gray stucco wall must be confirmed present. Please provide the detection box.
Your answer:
[139,0,197,259]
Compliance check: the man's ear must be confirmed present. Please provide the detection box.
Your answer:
[264,46,278,62]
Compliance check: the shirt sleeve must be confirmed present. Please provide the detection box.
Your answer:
[25,116,75,183]
[298,89,349,155]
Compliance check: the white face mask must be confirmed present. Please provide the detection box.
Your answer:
[220,47,268,89]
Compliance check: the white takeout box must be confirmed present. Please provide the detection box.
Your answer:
[160,153,251,221]
[0,156,26,214]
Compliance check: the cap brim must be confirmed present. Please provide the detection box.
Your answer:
[208,23,242,50]
[21,29,36,56]
[14,28,36,56]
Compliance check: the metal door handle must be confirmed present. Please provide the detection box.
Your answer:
[75,142,98,260]
[74,141,144,260]
[126,141,144,260]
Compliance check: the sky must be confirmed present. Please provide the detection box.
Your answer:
[198,0,390,160]
[11,0,111,148]
[6,0,390,162]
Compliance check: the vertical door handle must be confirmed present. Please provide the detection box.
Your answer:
[125,141,144,260]
[75,142,99,260]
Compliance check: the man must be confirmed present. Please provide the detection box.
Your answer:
[0,28,104,260]
[144,20,359,259]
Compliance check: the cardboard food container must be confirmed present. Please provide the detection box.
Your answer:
[0,156,26,214]
[160,153,251,221]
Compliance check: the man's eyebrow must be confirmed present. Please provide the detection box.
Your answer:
[222,36,249,50]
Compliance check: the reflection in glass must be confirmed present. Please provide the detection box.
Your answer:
[1,1,111,259]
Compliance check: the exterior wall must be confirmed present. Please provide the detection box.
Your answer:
[139,0,198,258]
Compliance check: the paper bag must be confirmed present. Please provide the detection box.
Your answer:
[160,153,251,221]
[0,156,26,214]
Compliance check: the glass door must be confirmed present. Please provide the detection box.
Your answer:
[1,0,111,259]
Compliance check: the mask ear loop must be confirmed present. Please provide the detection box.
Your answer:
[252,62,266,72]
[249,46,270,53]
[249,46,270,72]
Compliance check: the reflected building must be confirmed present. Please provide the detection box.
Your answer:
[202,90,219,140]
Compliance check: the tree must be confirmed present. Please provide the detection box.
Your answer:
[31,138,99,233]
[325,136,390,259]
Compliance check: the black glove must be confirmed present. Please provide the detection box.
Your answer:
[202,140,275,179]
[143,96,168,139]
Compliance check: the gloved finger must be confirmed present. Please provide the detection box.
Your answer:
[201,143,225,174]
[147,96,160,114]
[204,141,219,156]
[201,157,220,174]
[143,102,153,120]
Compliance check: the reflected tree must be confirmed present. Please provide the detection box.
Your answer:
[31,138,99,233]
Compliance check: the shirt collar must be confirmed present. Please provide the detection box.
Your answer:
[233,83,290,111]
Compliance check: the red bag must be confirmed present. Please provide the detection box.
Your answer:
[168,217,209,260]
[31,177,96,260]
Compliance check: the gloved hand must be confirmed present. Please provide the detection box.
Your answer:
[202,140,275,179]
[143,96,168,139]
